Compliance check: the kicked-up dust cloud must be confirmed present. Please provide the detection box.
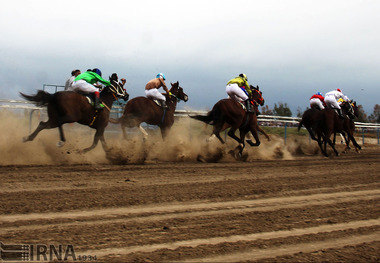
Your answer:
[0,111,321,166]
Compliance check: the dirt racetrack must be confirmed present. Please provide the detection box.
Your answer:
[0,113,379,262]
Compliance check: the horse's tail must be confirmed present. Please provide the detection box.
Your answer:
[190,107,221,125]
[19,90,53,107]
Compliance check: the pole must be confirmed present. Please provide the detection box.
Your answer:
[284,122,288,145]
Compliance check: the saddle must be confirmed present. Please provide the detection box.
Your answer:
[152,99,162,107]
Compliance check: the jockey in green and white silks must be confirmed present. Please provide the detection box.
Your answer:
[71,68,110,110]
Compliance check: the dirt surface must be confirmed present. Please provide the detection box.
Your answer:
[1,144,379,262]
[0,113,379,262]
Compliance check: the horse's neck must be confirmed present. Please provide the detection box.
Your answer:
[166,95,177,110]
[100,92,115,108]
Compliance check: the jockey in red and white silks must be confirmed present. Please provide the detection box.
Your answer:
[309,92,325,110]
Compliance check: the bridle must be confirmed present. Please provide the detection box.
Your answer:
[252,89,264,106]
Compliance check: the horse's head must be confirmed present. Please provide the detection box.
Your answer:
[351,100,359,118]
[250,85,264,106]
[342,100,357,119]
[169,81,188,102]
[107,73,129,101]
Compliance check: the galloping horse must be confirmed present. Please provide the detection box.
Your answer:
[20,73,128,153]
[217,86,270,143]
[190,87,266,156]
[298,107,321,141]
[111,81,188,139]
[316,100,361,156]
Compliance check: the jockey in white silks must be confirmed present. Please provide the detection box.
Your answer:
[324,88,350,119]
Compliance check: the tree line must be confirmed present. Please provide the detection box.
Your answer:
[260,102,380,123]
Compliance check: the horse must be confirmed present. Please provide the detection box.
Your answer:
[20,73,128,153]
[337,100,360,152]
[110,81,188,140]
[217,86,270,143]
[190,86,266,157]
[316,100,361,157]
[297,106,321,141]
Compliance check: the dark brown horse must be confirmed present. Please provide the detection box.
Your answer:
[190,87,265,156]
[20,73,128,153]
[316,101,361,156]
[298,107,321,141]
[110,81,188,139]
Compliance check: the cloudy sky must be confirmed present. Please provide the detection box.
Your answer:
[0,0,379,114]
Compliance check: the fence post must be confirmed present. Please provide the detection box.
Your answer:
[377,128,379,145]
[284,122,288,144]
[361,128,365,145]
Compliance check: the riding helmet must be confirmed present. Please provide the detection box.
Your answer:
[316,92,322,96]
[156,73,166,80]
[93,68,102,77]
[336,88,342,92]
[239,73,248,81]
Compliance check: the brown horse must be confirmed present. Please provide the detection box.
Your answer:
[190,87,265,156]
[217,86,270,143]
[20,73,128,153]
[111,81,188,139]
[316,101,361,156]
[298,107,321,141]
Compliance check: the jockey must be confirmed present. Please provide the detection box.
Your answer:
[309,92,325,110]
[64,69,81,91]
[226,73,253,113]
[145,73,170,108]
[71,68,111,110]
[324,88,350,119]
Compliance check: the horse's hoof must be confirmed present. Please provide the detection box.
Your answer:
[22,137,29,142]
[56,141,65,148]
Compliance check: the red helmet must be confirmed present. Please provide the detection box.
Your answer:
[337,88,342,92]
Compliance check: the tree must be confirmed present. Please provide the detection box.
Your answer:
[260,105,273,115]
[296,107,304,118]
[356,104,368,122]
[368,104,380,123]
[273,102,292,117]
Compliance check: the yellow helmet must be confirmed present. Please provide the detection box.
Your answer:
[239,73,248,81]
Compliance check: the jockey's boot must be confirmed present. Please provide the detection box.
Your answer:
[337,108,344,119]
[245,99,253,113]
[161,100,168,109]
[94,91,103,110]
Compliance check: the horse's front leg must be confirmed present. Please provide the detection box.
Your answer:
[82,128,105,153]
[246,127,261,147]
[257,126,270,141]
[56,125,66,147]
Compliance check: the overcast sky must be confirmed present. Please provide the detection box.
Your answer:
[0,0,379,115]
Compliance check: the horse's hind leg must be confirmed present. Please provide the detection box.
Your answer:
[23,120,54,142]
[56,126,66,147]
[227,127,243,145]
